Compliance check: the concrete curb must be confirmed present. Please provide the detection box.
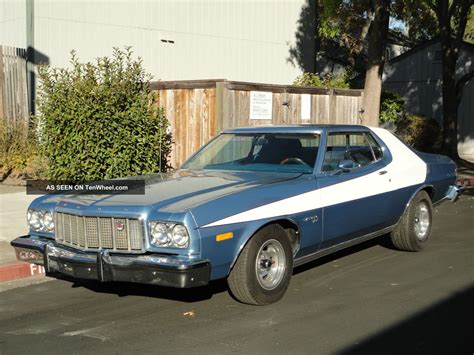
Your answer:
[0,261,45,283]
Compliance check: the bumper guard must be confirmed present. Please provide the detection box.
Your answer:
[446,184,464,203]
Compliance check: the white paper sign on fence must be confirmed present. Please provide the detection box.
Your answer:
[250,91,273,120]
[301,94,311,121]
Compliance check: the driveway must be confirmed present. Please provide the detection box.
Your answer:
[0,192,472,354]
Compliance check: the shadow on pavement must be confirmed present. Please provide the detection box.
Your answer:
[339,285,474,354]
[293,234,394,276]
[462,187,474,196]
[52,273,229,303]
[50,234,395,303]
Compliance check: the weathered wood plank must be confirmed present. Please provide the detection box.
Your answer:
[208,88,217,138]
[201,88,209,145]
[272,92,284,124]
[152,80,364,167]
[150,79,224,90]
[0,45,29,125]
[180,89,188,167]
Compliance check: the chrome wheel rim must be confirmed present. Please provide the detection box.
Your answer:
[255,239,286,290]
[414,201,430,240]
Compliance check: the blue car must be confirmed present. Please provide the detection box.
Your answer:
[11,125,462,305]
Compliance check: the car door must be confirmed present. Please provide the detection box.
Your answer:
[317,130,392,249]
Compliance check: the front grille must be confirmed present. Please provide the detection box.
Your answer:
[55,212,144,252]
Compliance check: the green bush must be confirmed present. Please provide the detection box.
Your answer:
[395,114,442,153]
[380,90,405,124]
[0,119,46,179]
[293,71,350,89]
[36,48,171,181]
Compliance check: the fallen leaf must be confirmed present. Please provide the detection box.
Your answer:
[183,311,195,318]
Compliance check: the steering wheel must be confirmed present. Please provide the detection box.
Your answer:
[280,157,311,168]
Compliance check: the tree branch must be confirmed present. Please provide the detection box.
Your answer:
[455,69,474,101]
[455,0,470,46]
[355,12,373,54]
[427,0,439,16]
[448,0,461,19]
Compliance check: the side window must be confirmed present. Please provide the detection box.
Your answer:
[366,133,383,160]
[322,132,379,172]
[322,134,347,172]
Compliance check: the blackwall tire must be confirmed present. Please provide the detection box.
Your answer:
[391,190,433,252]
[227,224,293,305]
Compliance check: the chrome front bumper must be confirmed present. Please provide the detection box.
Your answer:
[11,236,210,288]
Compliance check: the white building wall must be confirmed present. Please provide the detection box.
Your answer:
[0,0,26,48]
[1,0,308,85]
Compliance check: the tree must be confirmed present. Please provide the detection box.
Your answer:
[319,0,391,126]
[320,0,473,156]
[361,0,391,126]
[319,0,374,67]
[465,9,474,43]
[427,0,473,159]
[393,1,473,44]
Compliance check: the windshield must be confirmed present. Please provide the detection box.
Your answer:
[182,133,320,173]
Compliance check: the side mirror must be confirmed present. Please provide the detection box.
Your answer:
[338,159,354,172]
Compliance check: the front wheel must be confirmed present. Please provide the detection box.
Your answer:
[391,190,433,251]
[227,224,293,305]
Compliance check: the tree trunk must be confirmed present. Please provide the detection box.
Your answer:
[437,0,460,159]
[361,0,390,126]
[440,49,460,159]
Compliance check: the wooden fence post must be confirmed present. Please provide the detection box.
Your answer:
[215,81,225,132]
[329,89,336,120]
[218,81,232,131]
[359,91,365,125]
[282,90,289,123]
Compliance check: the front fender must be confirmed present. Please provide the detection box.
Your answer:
[198,216,301,280]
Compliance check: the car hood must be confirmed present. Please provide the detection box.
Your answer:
[42,169,303,212]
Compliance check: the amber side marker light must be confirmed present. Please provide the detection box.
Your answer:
[216,232,233,242]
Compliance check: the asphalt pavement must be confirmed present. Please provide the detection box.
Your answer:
[0,192,472,355]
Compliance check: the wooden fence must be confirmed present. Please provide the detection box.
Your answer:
[0,46,29,125]
[152,79,364,168]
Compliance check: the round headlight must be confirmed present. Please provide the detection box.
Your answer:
[151,222,169,246]
[171,224,189,247]
[29,210,42,230]
[43,211,55,232]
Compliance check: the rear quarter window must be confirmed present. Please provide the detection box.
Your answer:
[322,132,383,172]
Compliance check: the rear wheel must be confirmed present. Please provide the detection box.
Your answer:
[391,190,433,251]
[227,224,293,305]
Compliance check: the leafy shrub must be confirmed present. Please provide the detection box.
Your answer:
[380,90,405,124]
[36,48,171,181]
[293,71,350,89]
[0,119,46,179]
[395,114,442,153]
